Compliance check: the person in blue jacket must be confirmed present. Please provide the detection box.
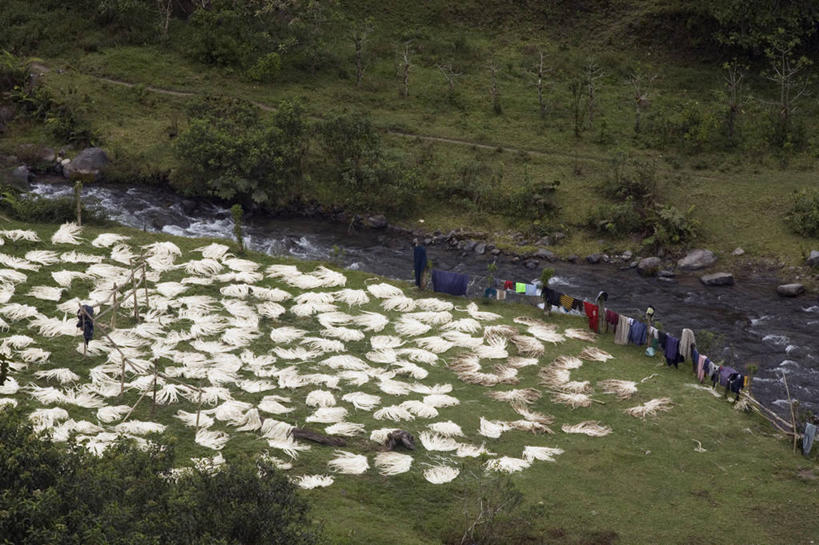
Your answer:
[412,238,427,288]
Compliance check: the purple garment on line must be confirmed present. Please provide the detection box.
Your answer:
[664,335,681,366]
[719,365,737,388]
[430,269,468,296]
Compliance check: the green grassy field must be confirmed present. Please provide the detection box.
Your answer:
[1,219,816,545]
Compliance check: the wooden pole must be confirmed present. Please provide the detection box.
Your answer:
[142,261,149,309]
[195,388,203,430]
[781,372,798,454]
[110,284,118,330]
[151,359,158,416]
[120,354,126,396]
[131,260,139,321]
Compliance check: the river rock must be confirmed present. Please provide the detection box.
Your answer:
[536,236,551,246]
[678,249,717,270]
[463,239,477,252]
[566,254,578,263]
[63,147,110,180]
[806,250,819,267]
[7,165,32,191]
[621,250,633,261]
[552,232,566,244]
[533,248,554,260]
[637,257,662,277]
[732,247,745,257]
[524,259,539,270]
[700,272,734,286]
[474,242,486,255]
[366,214,387,229]
[658,269,676,278]
[777,283,805,297]
[586,253,602,264]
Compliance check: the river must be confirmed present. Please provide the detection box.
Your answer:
[30,181,818,420]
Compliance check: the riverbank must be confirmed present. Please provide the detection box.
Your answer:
[1,219,816,545]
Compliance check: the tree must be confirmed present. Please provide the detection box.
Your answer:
[488,59,501,114]
[627,71,657,134]
[568,77,584,138]
[231,203,244,252]
[398,43,412,97]
[584,59,604,128]
[350,16,375,87]
[437,63,462,102]
[533,49,550,118]
[763,30,812,143]
[722,60,748,144]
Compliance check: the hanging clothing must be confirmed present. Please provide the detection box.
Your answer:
[571,299,584,312]
[76,305,95,345]
[804,423,816,456]
[628,320,648,346]
[524,284,538,297]
[605,310,619,333]
[664,335,682,368]
[691,348,700,375]
[697,354,707,383]
[431,269,468,296]
[559,294,574,312]
[515,282,526,294]
[679,328,696,362]
[497,289,506,300]
[484,287,497,299]
[413,245,427,288]
[543,288,561,309]
[726,371,744,393]
[658,331,668,351]
[583,301,599,332]
[614,316,630,345]
[718,366,738,388]
[504,280,515,290]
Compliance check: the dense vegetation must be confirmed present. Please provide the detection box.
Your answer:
[2,0,819,260]
[0,408,320,545]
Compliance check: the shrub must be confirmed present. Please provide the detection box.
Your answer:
[785,189,819,237]
[0,187,101,224]
[247,52,282,83]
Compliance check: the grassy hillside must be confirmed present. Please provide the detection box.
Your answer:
[2,4,819,259]
[0,219,816,545]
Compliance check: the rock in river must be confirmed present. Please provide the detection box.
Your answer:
[700,272,734,286]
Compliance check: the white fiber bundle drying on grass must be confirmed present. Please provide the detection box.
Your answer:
[306,390,336,408]
[185,258,223,276]
[27,386,67,405]
[0,303,40,321]
[265,263,300,278]
[173,409,214,429]
[625,397,674,419]
[310,266,347,287]
[194,243,231,260]
[522,446,564,463]
[373,404,415,421]
[369,428,398,443]
[255,301,287,319]
[195,428,230,450]
[406,311,452,326]
[284,274,324,290]
[366,282,403,299]
[233,408,263,432]
[507,356,539,369]
[251,286,292,302]
[332,288,369,306]
[109,243,136,265]
[550,392,592,409]
[2,334,34,349]
[24,250,60,266]
[327,450,369,475]
[294,475,334,489]
[442,318,481,334]
[423,394,460,408]
[115,420,167,436]
[92,233,130,248]
[273,346,319,361]
[465,302,500,321]
[428,420,464,437]
[352,311,390,332]
[553,355,583,369]
[419,431,459,451]
[321,326,365,342]
[291,301,337,317]
[510,335,545,357]
[478,417,511,439]
[223,257,260,273]
[528,324,566,344]
[259,396,295,415]
[562,381,592,394]
[598,379,639,400]
[441,331,485,349]
[19,347,51,363]
[34,368,79,384]
[423,465,459,484]
[397,348,438,365]
[455,442,495,458]
[561,421,612,437]
[29,407,70,432]
[487,388,542,405]
[0,269,27,284]
[306,407,348,424]
[220,283,251,298]
[0,254,38,271]
[0,377,19,395]
[51,222,83,245]
[392,361,429,380]
[324,422,365,437]
[1,229,40,242]
[579,347,614,362]
[322,354,369,371]
[301,337,345,354]
[473,337,508,359]
[143,241,182,271]
[341,391,381,411]
[374,451,413,476]
[400,400,438,419]
[509,420,552,434]
[315,311,355,328]
[269,326,307,344]
[155,282,188,298]
[416,298,454,312]
[484,457,531,473]
[539,367,571,389]
[395,317,431,337]
[370,335,404,350]
[414,336,454,353]
[564,328,598,342]
[155,384,194,405]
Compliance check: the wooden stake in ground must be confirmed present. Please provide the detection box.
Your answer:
[195,388,203,431]
[130,259,139,321]
[142,261,149,308]
[151,359,158,416]
[74,180,82,226]
[782,371,798,454]
[110,283,118,330]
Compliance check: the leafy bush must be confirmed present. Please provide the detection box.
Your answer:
[601,154,657,203]
[504,168,560,220]
[0,188,95,224]
[785,189,819,237]
[588,198,699,249]
[247,52,282,83]
[0,408,321,545]
[172,97,307,207]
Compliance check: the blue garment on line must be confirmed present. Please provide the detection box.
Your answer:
[431,269,468,296]
[803,423,816,456]
[664,334,682,367]
[691,348,700,374]
[413,245,427,287]
[524,284,538,296]
[628,320,648,346]
[76,304,94,344]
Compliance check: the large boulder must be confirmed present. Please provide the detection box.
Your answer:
[700,272,734,286]
[777,283,805,297]
[807,250,819,267]
[678,249,717,271]
[586,253,602,264]
[637,257,662,277]
[5,165,32,191]
[474,242,486,255]
[533,248,555,260]
[63,147,110,180]
[365,214,387,229]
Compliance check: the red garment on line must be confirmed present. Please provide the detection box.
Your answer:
[583,301,599,332]
[503,280,515,290]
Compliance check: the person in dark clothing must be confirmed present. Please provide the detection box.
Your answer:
[412,239,428,289]
[76,304,95,356]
